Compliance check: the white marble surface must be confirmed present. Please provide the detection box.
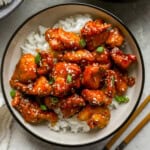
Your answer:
[0,0,150,150]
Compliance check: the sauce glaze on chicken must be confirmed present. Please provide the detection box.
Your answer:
[10,19,136,130]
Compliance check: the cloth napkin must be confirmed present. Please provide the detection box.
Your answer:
[0,82,13,150]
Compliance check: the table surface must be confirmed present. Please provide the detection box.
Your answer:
[0,0,150,150]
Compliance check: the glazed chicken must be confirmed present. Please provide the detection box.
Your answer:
[12,91,58,125]
[92,48,110,64]
[51,62,81,97]
[11,54,37,83]
[82,64,102,89]
[111,47,137,70]
[81,19,111,50]
[78,105,110,129]
[82,89,112,106]
[45,28,82,51]
[36,51,54,75]
[60,94,86,118]
[104,69,130,97]
[104,70,117,98]
[10,18,137,131]
[63,49,95,64]
[106,28,124,48]
[10,76,52,96]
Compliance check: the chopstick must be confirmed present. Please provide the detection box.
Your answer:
[103,95,150,150]
[115,113,150,150]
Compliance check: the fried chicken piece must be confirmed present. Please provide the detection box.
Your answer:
[86,32,110,51]
[82,64,102,89]
[10,76,52,96]
[51,77,70,97]
[81,19,111,37]
[59,94,86,118]
[60,94,85,109]
[115,71,128,95]
[104,70,117,97]
[104,69,129,96]
[88,113,110,129]
[92,48,110,64]
[78,105,110,129]
[36,51,53,75]
[11,91,58,125]
[51,62,81,97]
[81,19,111,50]
[106,28,124,48]
[11,54,37,83]
[78,105,93,121]
[63,49,95,64]
[52,62,81,78]
[61,107,80,118]
[82,89,112,106]
[110,47,137,70]
[99,63,112,71]
[44,96,59,110]
[45,28,82,51]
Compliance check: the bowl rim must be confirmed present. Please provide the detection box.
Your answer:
[0,2,145,147]
[0,0,24,20]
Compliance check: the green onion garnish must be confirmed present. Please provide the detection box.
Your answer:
[49,77,55,84]
[79,39,86,48]
[10,89,16,98]
[96,46,104,53]
[111,76,115,86]
[115,95,129,104]
[40,105,47,111]
[35,53,41,64]
[51,97,59,104]
[66,74,72,83]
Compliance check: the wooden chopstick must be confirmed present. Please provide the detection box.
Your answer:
[115,113,150,150]
[103,95,150,150]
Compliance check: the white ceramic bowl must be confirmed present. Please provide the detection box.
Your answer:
[1,3,145,146]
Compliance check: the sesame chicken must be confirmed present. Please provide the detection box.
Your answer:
[82,89,112,106]
[45,28,82,51]
[10,18,136,130]
[11,91,58,125]
[111,47,137,70]
[81,19,111,50]
[11,54,37,83]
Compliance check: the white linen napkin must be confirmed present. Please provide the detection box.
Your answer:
[0,106,12,150]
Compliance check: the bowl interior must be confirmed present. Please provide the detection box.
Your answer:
[1,4,144,146]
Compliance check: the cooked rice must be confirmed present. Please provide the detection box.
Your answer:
[21,25,49,56]
[53,14,92,33]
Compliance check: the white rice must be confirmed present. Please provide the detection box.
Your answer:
[21,14,92,56]
[49,108,90,133]
[20,14,113,133]
[53,14,92,33]
[21,25,49,56]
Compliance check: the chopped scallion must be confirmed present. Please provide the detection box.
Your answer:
[79,39,86,48]
[40,105,47,111]
[10,89,16,98]
[66,74,72,83]
[96,46,104,53]
[49,77,55,84]
[35,53,41,64]
[115,95,129,104]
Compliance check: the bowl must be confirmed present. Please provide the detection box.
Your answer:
[0,0,23,19]
[1,3,145,146]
